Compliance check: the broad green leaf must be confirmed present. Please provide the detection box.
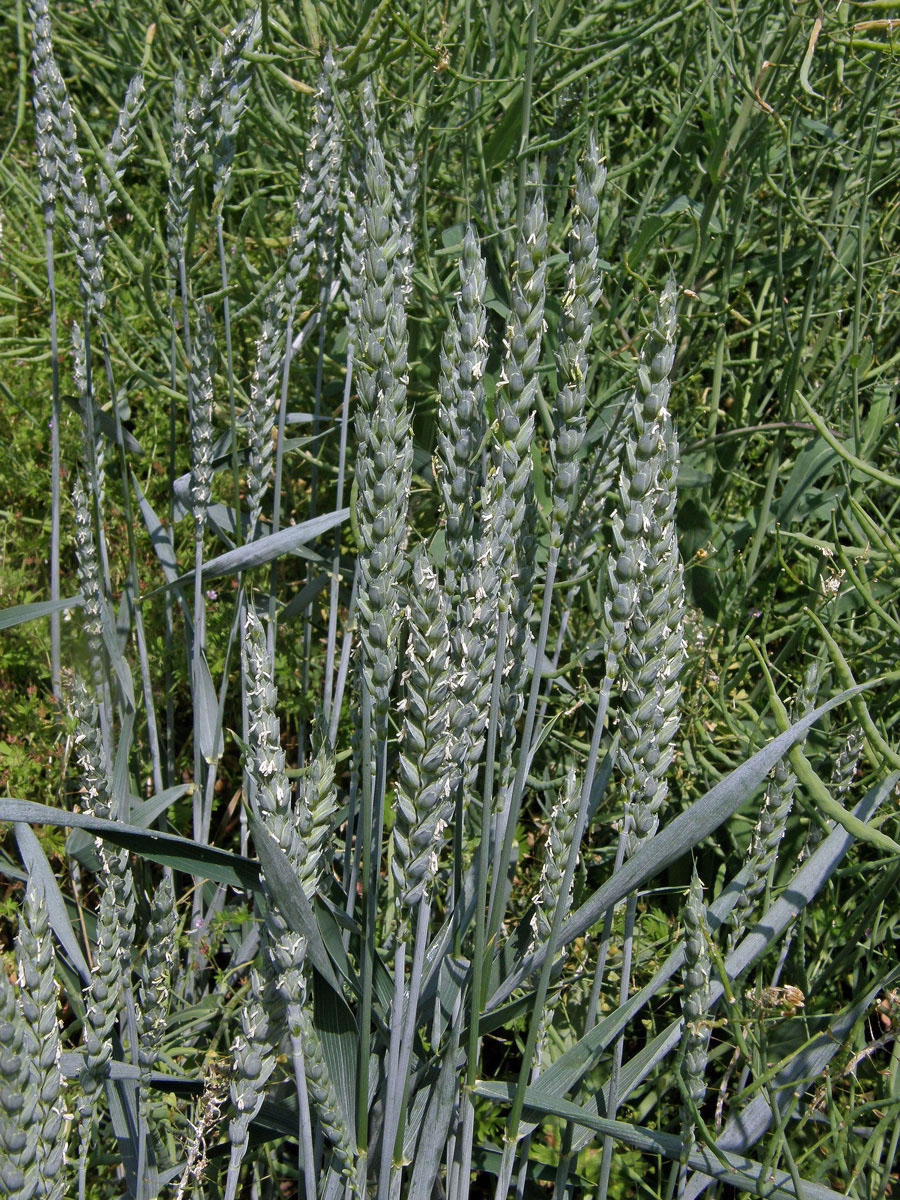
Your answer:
[193,649,224,764]
[774,437,838,527]
[13,822,91,984]
[132,472,182,586]
[100,602,135,710]
[658,193,722,233]
[63,393,143,453]
[312,968,359,1147]
[408,1009,463,1200]
[1,800,261,891]
[0,595,82,630]
[129,784,193,828]
[280,573,331,622]
[249,814,344,996]
[111,710,134,821]
[105,1076,146,1199]
[193,509,348,583]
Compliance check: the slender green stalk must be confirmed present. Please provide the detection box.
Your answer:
[515,0,540,237]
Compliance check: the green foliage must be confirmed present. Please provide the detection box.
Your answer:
[0,1,899,1199]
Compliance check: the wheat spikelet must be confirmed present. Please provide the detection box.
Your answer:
[392,547,455,917]
[354,134,413,717]
[679,874,711,1168]
[137,875,177,1112]
[295,712,338,899]
[167,10,259,272]
[98,71,144,206]
[226,969,276,1198]
[297,1005,357,1184]
[484,182,548,797]
[209,12,260,201]
[550,135,606,544]
[67,670,110,818]
[246,292,286,537]
[15,878,65,1200]
[188,308,216,532]
[488,183,547,584]
[533,767,580,945]
[77,878,126,1193]
[28,0,60,233]
[604,278,683,855]
[243,609,305,871]
[340,82,376,337]
[731,658,822,940]
[313,51,343,289]
[436,226,488,587]
[392,107,418,303]
[0,934,39,1200]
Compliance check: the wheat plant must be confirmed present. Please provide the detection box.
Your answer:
[1,5,899,1200]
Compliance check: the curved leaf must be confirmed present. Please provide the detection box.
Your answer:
[1,799,261,891]
[0,596,82,630]
[491,684,870,1006]
[13,822,91,984]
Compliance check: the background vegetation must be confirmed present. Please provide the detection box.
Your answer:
[0,0,899,1197]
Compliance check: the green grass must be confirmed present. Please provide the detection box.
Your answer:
[0,1,899,1198]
